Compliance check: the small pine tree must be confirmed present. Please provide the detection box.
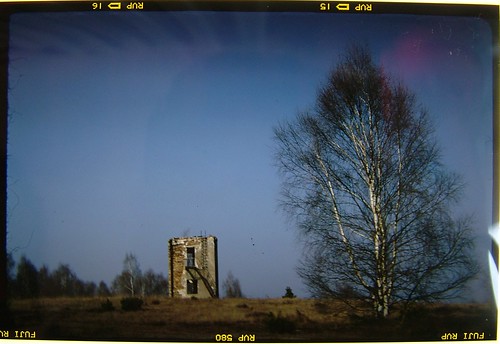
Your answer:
[282,286,296,298]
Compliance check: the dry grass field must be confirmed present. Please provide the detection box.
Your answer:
[5,297,497,342]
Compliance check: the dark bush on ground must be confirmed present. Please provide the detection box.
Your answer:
[265,312,296,333]
[100,298,114,312]
[120,297,143,311]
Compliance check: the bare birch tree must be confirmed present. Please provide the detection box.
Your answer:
[112,253,143,296]
[223,271,244,298]
[274,46,478,318]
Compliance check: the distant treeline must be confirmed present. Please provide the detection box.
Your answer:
[7,254,168,299]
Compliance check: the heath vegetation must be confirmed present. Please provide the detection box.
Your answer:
[7,296,496,342]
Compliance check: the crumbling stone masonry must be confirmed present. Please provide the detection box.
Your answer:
[168,235,219,298]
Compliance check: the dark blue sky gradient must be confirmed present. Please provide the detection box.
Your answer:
[7,11,493,299]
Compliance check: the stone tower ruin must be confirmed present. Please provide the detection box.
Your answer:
[168,235,219,298]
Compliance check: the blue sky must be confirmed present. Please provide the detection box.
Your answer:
[7,11,493,299]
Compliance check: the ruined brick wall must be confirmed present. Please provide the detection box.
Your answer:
[168,236,218,298]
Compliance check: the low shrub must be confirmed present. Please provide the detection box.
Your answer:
[100,298,114,312]
[120,297,143,311]
[265,312,296,334]
[314,301,330,314]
